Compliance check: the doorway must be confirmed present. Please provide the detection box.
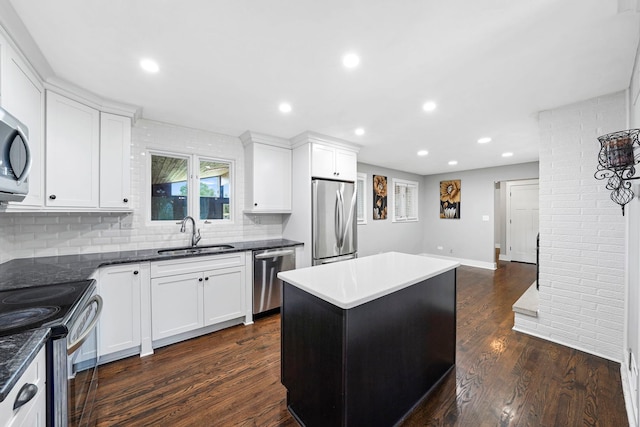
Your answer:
[506,180,539,263]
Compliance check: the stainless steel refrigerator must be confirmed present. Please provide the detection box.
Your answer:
[312,178,358,265]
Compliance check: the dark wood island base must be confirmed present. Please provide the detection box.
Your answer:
[281,268,456,427]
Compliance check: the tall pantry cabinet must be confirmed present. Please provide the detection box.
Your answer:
[283,131,360,268]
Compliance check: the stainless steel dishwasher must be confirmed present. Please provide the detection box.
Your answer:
[253,247,296,316]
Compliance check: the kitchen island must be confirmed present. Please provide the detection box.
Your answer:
[278,252,459,427]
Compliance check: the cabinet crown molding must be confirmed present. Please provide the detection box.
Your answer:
[290,131,361,152]
[239,130,291,149]
[45,77,139,119]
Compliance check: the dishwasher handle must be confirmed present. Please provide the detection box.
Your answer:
[254,249,295,260]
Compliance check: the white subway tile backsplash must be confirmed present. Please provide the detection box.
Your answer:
[0,119,285,262]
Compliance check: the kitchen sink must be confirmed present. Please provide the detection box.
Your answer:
[158,244,234,256]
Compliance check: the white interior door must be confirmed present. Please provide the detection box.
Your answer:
[508,182,539,263]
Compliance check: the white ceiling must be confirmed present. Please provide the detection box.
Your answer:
[7,0,640,175]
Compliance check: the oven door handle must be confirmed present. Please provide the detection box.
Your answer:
[67,295,103,355]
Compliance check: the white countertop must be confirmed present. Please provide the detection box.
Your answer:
[278,252,460,309]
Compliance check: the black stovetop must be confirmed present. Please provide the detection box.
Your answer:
[0,281,93,337]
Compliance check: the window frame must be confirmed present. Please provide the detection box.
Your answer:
[146,149,235,226]
[356,173,367,225]
[391,178,419,223]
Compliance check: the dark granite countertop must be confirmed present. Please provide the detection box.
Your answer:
[0,328,49,402]
[0,238,302,291]
[0,238,302,403]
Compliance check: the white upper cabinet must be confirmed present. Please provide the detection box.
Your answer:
[241,131,292,213]
[0,26,136,212]
[311,142,358,182]
[0,41,44,208]
[100,112,131,209]
[45,91,100,208]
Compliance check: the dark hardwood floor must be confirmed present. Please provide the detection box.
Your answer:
[93,262,628,426]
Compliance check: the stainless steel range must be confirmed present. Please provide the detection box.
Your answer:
[0,280,102,426]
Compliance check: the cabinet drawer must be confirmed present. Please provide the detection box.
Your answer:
[151,252,245,278]
[0,347,46,426]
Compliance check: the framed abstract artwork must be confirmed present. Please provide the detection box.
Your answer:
[373,175,387,220]
[440,180,461,219]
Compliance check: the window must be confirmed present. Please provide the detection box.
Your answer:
[150,153,189,221]
[149,151,233,223]
[356,173,367,224]
[392,178,419,222]
[198,159,231,220]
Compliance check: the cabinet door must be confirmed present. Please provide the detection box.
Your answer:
[98,264,141,357]
[45,91,100,207]
[151,272,204,340]
[311,143,336,179]
[0,347,46,427]
[252,143,291,211]
[12,386,46,427]
[335,149,357,182]
[203,266,244,325]
[99,113,131,209]
[1,46,44,208]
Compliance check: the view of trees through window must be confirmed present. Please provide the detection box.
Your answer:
[150,153,231,221]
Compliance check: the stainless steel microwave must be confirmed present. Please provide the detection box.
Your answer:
[0,106,31,202]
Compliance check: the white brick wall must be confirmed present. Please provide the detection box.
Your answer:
[514,91,627,362]
[0,119,284,261]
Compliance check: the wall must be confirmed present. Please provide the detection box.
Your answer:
[0,119,284,260]
[356,163,425,257]
[514,91,627,362]
[626,32,640,425]
[422,162,539,268]
[0,215,14,263]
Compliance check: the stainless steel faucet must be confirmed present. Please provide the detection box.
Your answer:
[180,216,201,247]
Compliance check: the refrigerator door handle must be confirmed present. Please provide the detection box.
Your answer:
[313,180,319,257]
[342,189,357,244]
[335,189,344,249]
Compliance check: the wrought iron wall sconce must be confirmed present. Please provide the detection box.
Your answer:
[594,129,640,215]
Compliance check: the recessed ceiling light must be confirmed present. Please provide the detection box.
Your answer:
[342,53,360,69]
[502,152,513,157]
[417,150,429,156]
[422,101,437,112]
[140,58,159,73]
[478,137,492,144]
[355,128,365,136]
[448,160,458,165]
[279,102,292,113]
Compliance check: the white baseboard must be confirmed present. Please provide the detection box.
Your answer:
[499,254,510,262]
[420,253,496,270]
[511,325,621,363]
[621,361,639,427]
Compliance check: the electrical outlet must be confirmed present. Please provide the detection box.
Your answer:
[119,216,134,229]
[437,246,443,250]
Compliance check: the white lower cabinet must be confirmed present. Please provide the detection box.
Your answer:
[0,347,46,427]
[203,266,245,325]
[98,263,142,362]
[150,253,246,344]
[151,272,204,340]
